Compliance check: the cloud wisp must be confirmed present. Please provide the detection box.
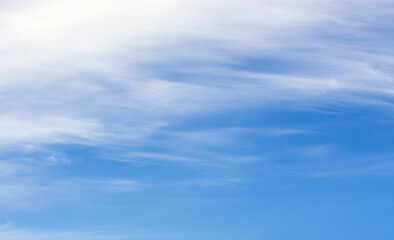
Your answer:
[0,1,394,238]
[0,0,392,151]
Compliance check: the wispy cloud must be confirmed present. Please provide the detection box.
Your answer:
[56,178,145,193]
[0,0,392,151]
[1,1,394,235]
[311,154,394,178]
[0,229,160,240]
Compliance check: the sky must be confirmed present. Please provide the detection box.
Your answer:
[0,0,393,239]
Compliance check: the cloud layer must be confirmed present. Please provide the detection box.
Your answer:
[1,1,394,238]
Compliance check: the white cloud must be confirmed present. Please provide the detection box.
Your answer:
[0,0,392,150]
[0,0,393,212]
[0,116,100,146]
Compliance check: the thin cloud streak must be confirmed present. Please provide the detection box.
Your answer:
[0,229,160,240]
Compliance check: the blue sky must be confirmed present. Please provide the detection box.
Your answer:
[0,0,394,239]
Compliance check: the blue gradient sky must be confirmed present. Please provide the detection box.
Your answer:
[0,0,393,239]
